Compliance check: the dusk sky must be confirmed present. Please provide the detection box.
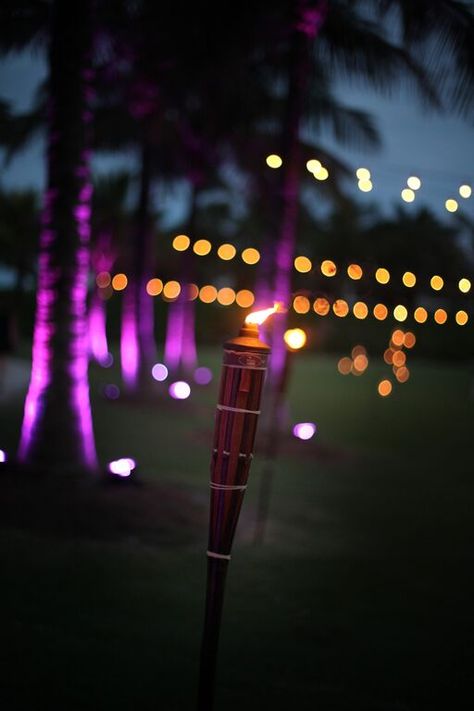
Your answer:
[1,48,473,226]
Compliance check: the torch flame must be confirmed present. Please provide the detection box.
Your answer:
[245,302,283,326]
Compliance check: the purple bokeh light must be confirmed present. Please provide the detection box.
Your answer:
[0,449,6,463]
[292,422,317,440]
[151,363,168,382]
[103,383,120,400]
[108,457,136,477]
[194,366,213,385]
[169,381,191,400]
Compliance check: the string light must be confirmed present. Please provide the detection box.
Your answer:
[294,256,312,273]
[407,176,421,190]
[401,188,415,203]
[434,308,447,324]
[375,268,390,284]
[306,159,322,173]
[172,234,190,251]
[356,168,371,180]
[459,184,472,198]
[241,248,260,265]
[266,154,282,168]
[459,278,471,293]
[445,199,458,212]
[321,260,337,277]
[111,273,127,291]
[347,264,363,280]
[146,278,163,296]
[217,243,236,260]
[193,239,212,256]
[430,275,444,291]
[455,310,468,325]
[378,380,392,397]
[414,307,428,323]
[402,271,416,287]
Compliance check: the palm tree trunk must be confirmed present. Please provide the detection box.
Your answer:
[121,139,156,391]
[270,0,327,382]
[18,0,97,470]
[164,183,198,378]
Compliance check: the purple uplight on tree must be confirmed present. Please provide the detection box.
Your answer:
[108,457,136,477]
[89,297,112,367]
[120,288,139,389]
[293,422,317,440]
[18,0,98,471]
[0,450,7,463]
[164,293,198,376]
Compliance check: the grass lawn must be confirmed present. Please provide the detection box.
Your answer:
[0,347,473,710]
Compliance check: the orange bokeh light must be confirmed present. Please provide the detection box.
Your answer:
[337,357,352,375]
[373,303,388,320]
[163,280,181,300]
[391,329,405,347]
[199,285,217,303]
[353,301,368,319]
[313,297,330,316]
[414,307,428,323]
[434,308,447,324]
[96,271,111,288]
[392,350,406,367]
[403,332,416,348]
[217,287,236,306]
[333,299,349,317]
[146,278,163,296]
[236,289,255,308]
[347,264,363,280]
[293,295,310,314]
[321,260,337,277]
[378,379,392,397]
[112,273,127,291]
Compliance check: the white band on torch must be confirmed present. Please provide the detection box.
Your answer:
[210,482,248,491]
[216,404,261,415]
[212,448,254,460]
[207,551,231,560]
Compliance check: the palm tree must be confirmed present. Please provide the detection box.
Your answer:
[89,172,130,366]
[14,0,98,470]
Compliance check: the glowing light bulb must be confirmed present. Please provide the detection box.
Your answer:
[402,272,416,287]
[445,199,458,212]
[108,457,136,477]
[217,287,236,306]
[459,184,472,199]
[284,328,307,350]
[358,179,372,192]
[401,188,415,203]
[407,176,421,190]
[347,264,363,280]
[373,303,388,320]
[393,305,408,322]
[235,289,255,308]
[241,248,260,265]
[173,234,190,251]
[378,380,392,397]
[414,307,428,323]
[314,166,329,181]
[434,308,447,324]
[151,363,168,381]
[333,299,348,317]
[163,280,181,300]
[266,154,282,169]
[430,275,444,291]
[217,243,236,261]
[313,297,330,316]
[455,310,468,326]
[169,381,191,399]
[293,422,316,440]
[293,295,310,313]
[321,260,336,277]
[193,239,212,256]
[458,278,471,293]
[199,285,217,303]
[146,278,163,296]
[375,268,390,284]
[356,168,371,180]
[112,273,128,291]
[294,256,312,273]
[306,159,321,173]
[353,301,368,319]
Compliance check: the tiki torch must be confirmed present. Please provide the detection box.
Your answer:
[197,305,278,711]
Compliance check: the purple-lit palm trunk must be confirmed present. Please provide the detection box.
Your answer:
[121,141,156,391]
[270,0,327,383]
[89,235,115,366]
[164,185,199,378]
[18,0,97,470]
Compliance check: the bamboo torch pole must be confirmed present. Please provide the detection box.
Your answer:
[197,306,278,711]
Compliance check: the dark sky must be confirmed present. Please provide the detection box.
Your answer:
[0,49,473,226]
